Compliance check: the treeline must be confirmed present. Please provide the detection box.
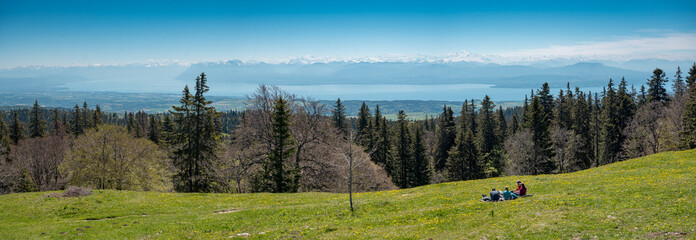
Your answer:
[337,65,696,187]
[1,64,696,194]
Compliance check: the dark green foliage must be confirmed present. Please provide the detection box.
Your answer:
[70,104,84,137]
[161,114,175,145]
[356,102,372,147]
[9,112,24,145]
[646,68,669,103]
[254,96,298,193]
[82,102,93,130]
[477,95,502,177]
[50,109,66,136]
[332,98,348,136]
[433,106,455,171]
[570,89,592,170]
[681,85,696,149]
[148,115,161,144]
[170,73,222,193]
[538,83,555,123]
[0,114,9,156]
[28,100,47,138]
[373,116,394,175]
[522,95,555,175]
[93,105,104,126]
[392,110,412,188]
[508,114,519,136]
[599,79,622,164]
[496,106,507,144]
[410,125,431,187]
[686,63,696,88]
[446,125,479,181]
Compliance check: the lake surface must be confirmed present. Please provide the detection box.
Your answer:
[63,80,605,102]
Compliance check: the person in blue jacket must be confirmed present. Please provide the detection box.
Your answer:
[503,186,518,200]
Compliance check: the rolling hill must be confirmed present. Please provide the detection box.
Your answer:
[0,150,694,239]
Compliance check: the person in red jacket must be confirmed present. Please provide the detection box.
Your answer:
[513,180,527,196]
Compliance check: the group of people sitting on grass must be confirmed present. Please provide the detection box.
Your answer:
[481,180,528,202]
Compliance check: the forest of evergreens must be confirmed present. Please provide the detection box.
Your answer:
[1,64,695,194]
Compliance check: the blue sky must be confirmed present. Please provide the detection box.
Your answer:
[1,0,695,68]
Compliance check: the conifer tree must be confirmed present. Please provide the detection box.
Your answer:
[376,117,394,175]
[0,114,10,156]
[9,112,25,145]
[446,125,479,181]
[171,73,222,192]
[28,100,47,138]
[538,83,555,123]
[571,89,592,169]
[496,106,507,143]
[393,110,412,188]
[477,95,502,176]
[148,115,161,144]
[82,102,93,129]
[508,115,519,136]
[433,106,455,171]
[50,109,66,136]
[646,68,669,103]
[262,96,298,192]
[617,77,636,135]
[356,102,372,147]
[161,114,175,145]
[93,105,104,126]
[686,63,696,88]
[599,79,622,164]
[70,104,84,137]
[681,84,696,149]
[332,98,348,135]
[522,96,555,174]
[673,66,686,97]
[410,125,431,187]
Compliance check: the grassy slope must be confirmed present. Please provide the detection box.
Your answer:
[1,150,695,239]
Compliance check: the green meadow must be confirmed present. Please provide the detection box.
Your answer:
[1,150,694,239]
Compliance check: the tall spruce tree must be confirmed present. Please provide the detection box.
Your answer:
[538,83,555,123]
[170,73,222,192]
[70,104,84,137]
[410,125,431,187]
[646,68,669,103]
[9,112,25,145]
[148,115,161,144]
[477,95,502,176]
[446,124,479,181]
[433,106,455,171]
[82,102,93,129]
[50,109,66,136]
[0,114,9,157]
[93,105,104,126]
[376,117,394,176]
[496,106,507,143]
[332,98,348,135]
[617,78,636,141]
[599,79,622,165]
[28,100,47,138]
[681,84,696,149]
[522,96,555,174]
[356,102,372,147]
[255,96,298,193]
[393,110,412,188]
[686,63,696,88]
[161,114,175,145]
[673,66,686,97]
[571,89,592,170]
